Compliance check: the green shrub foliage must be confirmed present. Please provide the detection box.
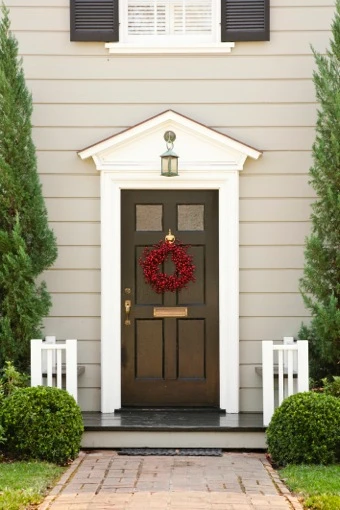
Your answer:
[298,1,340,380]
[322,376,340,398]
[266,392,340,466]
[1,386,84,464]
[0,5,57,370]
[0,361,29,397]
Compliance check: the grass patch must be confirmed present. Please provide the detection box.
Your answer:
[0,460,66,509]
[280,464,340,510]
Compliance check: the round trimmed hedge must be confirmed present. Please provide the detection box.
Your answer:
[266,392,340,466]
[1,386,84,464]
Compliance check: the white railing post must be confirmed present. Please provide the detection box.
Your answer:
[42,335,56,374]
[262,341,274,427]
[31,339,43,387]
[283,337,296,371]
[66,339,78,402]
[31,338,78,403]
[262,338,309,427]
[297,340,309,393]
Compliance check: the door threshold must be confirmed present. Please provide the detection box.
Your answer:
[115,407,226,414]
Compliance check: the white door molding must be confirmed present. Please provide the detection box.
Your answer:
[100,171,239,413]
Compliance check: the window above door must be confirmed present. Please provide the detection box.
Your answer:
[70,0,270,54]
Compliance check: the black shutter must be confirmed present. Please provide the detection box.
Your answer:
[221,0,270,42]
[70,0,119,42]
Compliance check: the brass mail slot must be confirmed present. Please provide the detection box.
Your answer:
[153,307,188,318]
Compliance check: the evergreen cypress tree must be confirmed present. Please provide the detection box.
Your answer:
[299,1,340,381]
[0,5,57,370]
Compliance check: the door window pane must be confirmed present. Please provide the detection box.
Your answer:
[136,205,163,231]
[178,204,204,231]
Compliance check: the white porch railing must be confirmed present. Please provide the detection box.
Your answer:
[31,338,78,402]
[262,339,309,426]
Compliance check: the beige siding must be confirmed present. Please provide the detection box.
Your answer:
[77,340,101,364]
[28,81,316,105]
[45,199,100,222]
[240,294,308,317]
[27,56,317,81]
[43,270,101,293]
[51,223,100,246]
[240,270,304,293]
[50,294,100,317]
[240,317,310,341]
[7,0,333,412]
[240,389,263,413]
[240,246,305,269]
[240,199,313,222]
[53,247,100,269]
[40,175,100,198]
[33,103,317,127]
[44,317,100,340]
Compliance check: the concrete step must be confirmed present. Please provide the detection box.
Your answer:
[81,411,266,449]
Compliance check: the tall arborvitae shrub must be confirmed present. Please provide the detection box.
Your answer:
[0,5,57,370]
[299,1,340,381]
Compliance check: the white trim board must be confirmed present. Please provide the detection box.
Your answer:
[78,110,261,413]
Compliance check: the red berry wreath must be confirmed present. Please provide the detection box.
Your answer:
[139,239,196,294]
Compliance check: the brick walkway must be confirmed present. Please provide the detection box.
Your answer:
[39,451,303,510]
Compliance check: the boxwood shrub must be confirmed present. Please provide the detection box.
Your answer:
[266,392,340,466]
[1,386,84,464]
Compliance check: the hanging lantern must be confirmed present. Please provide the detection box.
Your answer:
[160,130,179,177]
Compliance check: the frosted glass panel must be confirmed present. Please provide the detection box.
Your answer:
[136,205,162,231]
[178,205,204,231]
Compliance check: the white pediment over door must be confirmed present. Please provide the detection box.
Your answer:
[78,110,261,172]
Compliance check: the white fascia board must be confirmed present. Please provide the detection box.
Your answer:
[165,112,262,160]
[95,161,243,173]
[79,112,175,160]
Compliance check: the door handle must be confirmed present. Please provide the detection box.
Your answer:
[124,300,131,326]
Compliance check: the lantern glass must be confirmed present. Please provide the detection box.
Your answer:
[161,152,178,177]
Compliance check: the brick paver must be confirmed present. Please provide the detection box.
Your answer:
[39,451,303,510]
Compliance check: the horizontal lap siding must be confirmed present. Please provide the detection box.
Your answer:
[29,81,317,104]
[6,0,332,412]
[32,103,318,126]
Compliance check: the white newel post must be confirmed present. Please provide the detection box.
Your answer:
[297,340,309,393]
[262,341,274,427]
[66,339,78,402]
[31,339,43,387]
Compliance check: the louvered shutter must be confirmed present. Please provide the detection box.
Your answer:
[70,0,119,41]
[221,0,270,42]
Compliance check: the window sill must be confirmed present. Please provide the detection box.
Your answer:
[105,42,235,55]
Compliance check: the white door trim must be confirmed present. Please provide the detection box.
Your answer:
[100,170,239,413]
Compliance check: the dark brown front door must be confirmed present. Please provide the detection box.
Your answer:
[121,190,219,407]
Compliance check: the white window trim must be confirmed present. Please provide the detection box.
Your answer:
[105,42,234,54]
[105,0,235,55]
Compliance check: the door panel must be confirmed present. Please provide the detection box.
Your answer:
[121,190,219,407]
